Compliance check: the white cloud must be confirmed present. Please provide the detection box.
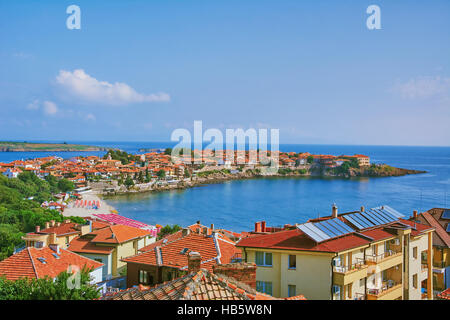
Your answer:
[85,113,96,121]
[55,69,170,105]
[26,99,40,110]
[392,76,450,99]
[43,101,58,115]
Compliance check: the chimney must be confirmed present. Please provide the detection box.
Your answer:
[213,263,257,289]
[254,222,261,233]
[413,210,418,220]
[50,220,55,227]
[196,220,201,225]
[210,224,214,231]
[332,204,338,218]
[202,226,208,235]
[65,219,71,224]
[361,206,365,212]
[35,225,41,233]
[188,251,201,273]
[182,228,190,237]
[45,222,50,229]
[56,222,61,227]
[49,244,60,255]
[261,221,266,233]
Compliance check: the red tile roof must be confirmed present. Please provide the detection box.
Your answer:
[125,232,240,271]
[415,212,450,247]
[101,268,305,300]
[237,229,371,253]
[0,247,103,281]
[437,288,450,300]
[89,225,151,244]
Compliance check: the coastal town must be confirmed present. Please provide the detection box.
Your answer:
[0,148,448,301]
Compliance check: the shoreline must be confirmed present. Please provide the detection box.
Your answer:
[99,166,427,198]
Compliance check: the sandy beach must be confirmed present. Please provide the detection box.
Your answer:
[63,192,117,218]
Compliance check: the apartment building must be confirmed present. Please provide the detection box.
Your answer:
[410,208,450,293]
[68,224,154,280]
[237,205,434,300]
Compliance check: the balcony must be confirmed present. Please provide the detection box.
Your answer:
[366,281,402,300]
[366,250,402,272]
[333,260,368,286]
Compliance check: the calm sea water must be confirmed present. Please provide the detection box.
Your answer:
[1,141,449,232]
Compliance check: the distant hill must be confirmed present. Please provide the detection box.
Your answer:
[0,141,108,152]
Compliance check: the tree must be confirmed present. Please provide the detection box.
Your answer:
[0,267,101,300]
[307,156,314,164]
[156,169,166,179]
[124,176,134,188]
[157,224,181,240]
[164,148,172,155]
[57,179,75,193]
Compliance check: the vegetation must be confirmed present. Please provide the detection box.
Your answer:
[0,267,100,300]
[103,149,139,165]
[0,172,83,260]
[157,224,181,240]
[0,141,104,152]
[307,155,314,164]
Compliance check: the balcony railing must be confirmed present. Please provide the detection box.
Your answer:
[365,250,400,264]
[367,280,399,296]
[354,293,366,300]
[333,259,366,273]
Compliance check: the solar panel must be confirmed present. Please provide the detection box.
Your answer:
[333,219,355,233]
[345,215,365,230]
[325,219,348,234]
[369,210,391,224]
[361,210,385,225]
[373,208,396,223]
[442,209,450,220]
[374,208,397,222]
[321,220,345,236]
[446,224,450,232]
[382,205,405,218]
[297,223,330,243]
[350,213,374,228]
[314,222,340,238]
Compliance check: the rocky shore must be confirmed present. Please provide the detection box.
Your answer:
[95,165,426,197]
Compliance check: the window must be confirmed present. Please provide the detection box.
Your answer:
[413,247,418,259]
[288,285,296,297]
[139,270,149,285]
[413,274,418,289]
[255,252,273,267]
[288,255,296,269]
[359,279,365,287]
[256,281,273,295]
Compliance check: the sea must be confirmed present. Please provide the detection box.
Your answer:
[1,141,450,232]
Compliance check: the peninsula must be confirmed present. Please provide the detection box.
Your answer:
[0,141,108,152]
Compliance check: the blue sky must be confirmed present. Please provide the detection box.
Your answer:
[1,0,449,145]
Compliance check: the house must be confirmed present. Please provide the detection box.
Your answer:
[68,224,155,280]
[410,208,450,293]
[2,167,22,178]
[237,205,434,300]
[22,219,111,249]
[101,252,306,300]
[0,245,103,284]
[122,223,241,288]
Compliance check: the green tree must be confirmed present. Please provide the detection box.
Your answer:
[156,169,166,179]
[0,267,101,300]
[124,176,134,188]
[307,155,314,164]
[157,224,181,240]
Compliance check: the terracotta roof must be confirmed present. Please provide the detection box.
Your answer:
[40,222,79,236]
[0,247,103,281]
[125,232,240,271]
[101,268,305,300]
[67,236,115,255]
[237,229,370,253]
[90,225,151,244]
[416,211,450,247]
[437,288,450,300]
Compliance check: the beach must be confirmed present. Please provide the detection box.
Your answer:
[63,192,117,218]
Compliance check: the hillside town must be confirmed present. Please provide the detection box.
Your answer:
[0,198,449,300]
